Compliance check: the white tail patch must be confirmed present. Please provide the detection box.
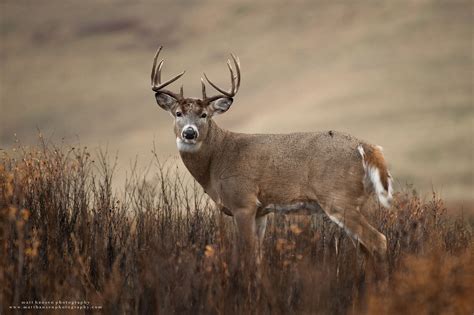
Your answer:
[358,145,393,208]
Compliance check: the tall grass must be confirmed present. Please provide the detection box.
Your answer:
[1,140,472,314]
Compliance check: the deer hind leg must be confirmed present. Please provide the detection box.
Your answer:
[324,204,389,283]
[323,205,387,261]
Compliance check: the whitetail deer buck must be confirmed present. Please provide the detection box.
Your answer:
[150,46,393,264]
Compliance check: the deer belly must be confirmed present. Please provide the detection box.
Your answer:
[259,200,324,215]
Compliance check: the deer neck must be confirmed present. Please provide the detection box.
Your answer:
[178,119,226,189]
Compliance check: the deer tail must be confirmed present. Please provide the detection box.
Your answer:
[357,144,393,208]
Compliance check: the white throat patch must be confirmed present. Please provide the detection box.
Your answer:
[176,138,202,153]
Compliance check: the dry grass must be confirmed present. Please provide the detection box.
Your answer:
[1,140,472,314]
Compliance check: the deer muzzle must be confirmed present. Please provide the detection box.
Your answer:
[182,125,199,141]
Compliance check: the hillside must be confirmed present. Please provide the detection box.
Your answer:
[1,0,472,200]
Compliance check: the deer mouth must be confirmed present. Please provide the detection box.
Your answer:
[180,138,197,145]
[176,137,202,153]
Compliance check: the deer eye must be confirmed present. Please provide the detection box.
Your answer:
[201,113,207,118]
[176,111,182,117]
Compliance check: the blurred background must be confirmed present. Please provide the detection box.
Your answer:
[1,0,472,205]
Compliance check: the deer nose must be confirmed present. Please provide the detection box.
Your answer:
[182,127,197,140]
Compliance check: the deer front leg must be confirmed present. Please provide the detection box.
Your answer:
[255,215,268,263]
[232,208,258,269]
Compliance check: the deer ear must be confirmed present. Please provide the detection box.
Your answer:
[210,98,233,116]
[155,93,177,111]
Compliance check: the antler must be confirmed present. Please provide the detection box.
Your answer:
[151,46,186,99]
[202,53,241,103]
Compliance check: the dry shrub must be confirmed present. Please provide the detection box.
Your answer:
[0,141,472,314]
[367,252,473,315]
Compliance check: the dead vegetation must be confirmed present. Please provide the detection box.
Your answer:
[1,141,472,314]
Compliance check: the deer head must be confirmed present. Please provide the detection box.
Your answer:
[151,46,241,152]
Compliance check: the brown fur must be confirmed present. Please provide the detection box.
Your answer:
[362,144,391,191]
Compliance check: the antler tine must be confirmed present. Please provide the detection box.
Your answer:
[231,54,241,93]
[153,59,164,86]
[227,60,236,95]
[150,46,186,95]
[201,77,207,99]
[151,46,162,87]
[152,70,186,92]
[202,53,242,102]
[203,72,233,97]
